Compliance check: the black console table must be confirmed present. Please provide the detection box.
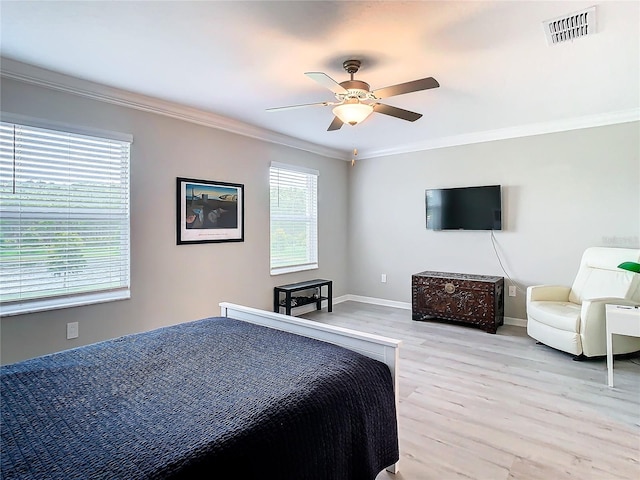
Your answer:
[274,279,333,316]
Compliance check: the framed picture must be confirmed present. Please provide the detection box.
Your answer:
[176,177,244,244]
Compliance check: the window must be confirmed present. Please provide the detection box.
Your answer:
[269,162,318,275]
[0,118,131,316]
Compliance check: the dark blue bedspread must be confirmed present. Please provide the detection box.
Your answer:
[1,316,398,479]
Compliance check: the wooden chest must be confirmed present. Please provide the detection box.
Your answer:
[412,271,504,333]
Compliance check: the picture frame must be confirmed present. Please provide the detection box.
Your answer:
[176,177,244,244]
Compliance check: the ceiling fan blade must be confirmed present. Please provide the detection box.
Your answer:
[373,103,423,122]
[305,72,349,94]
[327,116,344,131]
[373,77,439,99]
[266,101,333,112]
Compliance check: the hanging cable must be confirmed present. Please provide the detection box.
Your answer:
[490,230,527,294]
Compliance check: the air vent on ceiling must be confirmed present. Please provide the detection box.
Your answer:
[543,6,596,45]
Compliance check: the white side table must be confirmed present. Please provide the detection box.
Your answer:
[605,304,640,387]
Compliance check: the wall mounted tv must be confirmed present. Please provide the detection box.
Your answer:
[426,184,502,231]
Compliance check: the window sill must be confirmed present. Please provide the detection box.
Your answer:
[270,264,318,276]
[0,290,130,317]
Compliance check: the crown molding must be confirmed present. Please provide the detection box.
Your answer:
[361,108,640,159]
[0,57,346,160]
[2,57,637,162]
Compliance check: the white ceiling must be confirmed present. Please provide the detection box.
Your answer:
[1,1,638,159]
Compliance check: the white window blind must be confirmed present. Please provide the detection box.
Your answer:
[0,121,131,316]
[270,163,318,275]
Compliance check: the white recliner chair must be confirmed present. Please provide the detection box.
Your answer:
[526,247,640,359]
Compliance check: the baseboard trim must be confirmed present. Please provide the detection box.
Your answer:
[276,295,400,316]
[275,299,330,316]
[504,316,527,328]
[333,295,350,305]
[341,294,411,310]
[282,294,528,327]
[341,295,527,327]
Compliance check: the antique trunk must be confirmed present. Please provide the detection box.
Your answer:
[412,271,504,333]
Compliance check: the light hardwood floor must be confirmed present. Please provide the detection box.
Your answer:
[302,301,640,480]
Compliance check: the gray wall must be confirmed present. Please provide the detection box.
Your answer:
[2,76,638,365]
[0,78,349,364]
[347,122,640,320]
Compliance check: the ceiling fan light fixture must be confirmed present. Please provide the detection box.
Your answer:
[332,102,373,126]
[269,59,439,131]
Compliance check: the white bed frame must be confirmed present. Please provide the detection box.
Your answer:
[219,302,402,474]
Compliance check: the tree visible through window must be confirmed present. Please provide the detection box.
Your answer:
[0,120,131,316]
[269,163,318,275]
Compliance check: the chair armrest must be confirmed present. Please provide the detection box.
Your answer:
[579,298,640,355]
[580,297,640,325]
[526,285,571,303]
[583,297,640,308]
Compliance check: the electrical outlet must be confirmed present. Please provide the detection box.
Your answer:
[66,322,79,339]
[508,286,517,297]
[381,274,387,283]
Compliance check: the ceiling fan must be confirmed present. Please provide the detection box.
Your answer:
[266,59,440,131]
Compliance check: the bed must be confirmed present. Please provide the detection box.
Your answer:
[1,302,401,480]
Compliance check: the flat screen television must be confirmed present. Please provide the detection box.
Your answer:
[426,184,502,231]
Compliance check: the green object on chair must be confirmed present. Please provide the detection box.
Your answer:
[618,261,640,273]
